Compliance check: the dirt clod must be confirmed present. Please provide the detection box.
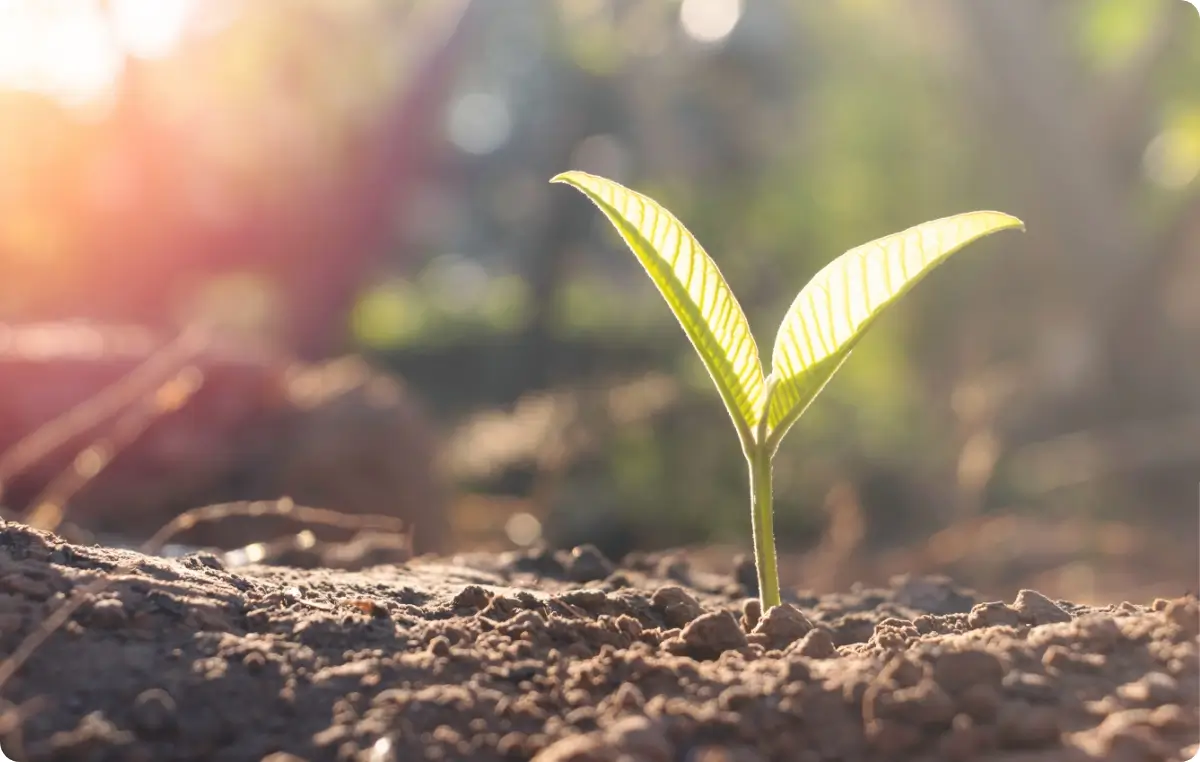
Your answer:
[740,598,762,632]
[667,610,748,661]
[750,603,813,650]
[788,627,839,659]
[451,585,493,611]
[651,585,703,628]
[131,688,178,737]
[1012,588,1072,625]
[966,601,1021,629]
[565,545,614,583]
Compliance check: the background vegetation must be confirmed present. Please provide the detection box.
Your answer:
[0,0,1196,601]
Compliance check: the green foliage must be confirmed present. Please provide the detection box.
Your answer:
[553,170,1023,608]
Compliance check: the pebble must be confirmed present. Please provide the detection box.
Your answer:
[670,611,748,661]
[131,688,178,737]
[740,599,761,632]
[88,598,128,629]
[451,585,492,611]
[566,545,615,583]
[1012,589,1072,625]
[651,586,702,628]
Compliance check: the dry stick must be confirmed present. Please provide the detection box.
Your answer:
[22,365,205,534]
[140,498,411,557]
[0,326,209,506]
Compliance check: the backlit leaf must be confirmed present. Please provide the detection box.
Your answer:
[553,171,766,445]
[767,211,1023,450]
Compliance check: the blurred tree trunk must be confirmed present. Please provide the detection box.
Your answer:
[948,0,1200,516]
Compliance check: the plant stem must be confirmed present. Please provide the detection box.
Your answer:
[748,450,781,609]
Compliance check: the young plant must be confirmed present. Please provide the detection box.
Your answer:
[552,171,1024,610]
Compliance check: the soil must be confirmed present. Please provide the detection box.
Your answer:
[0,520,1195,762]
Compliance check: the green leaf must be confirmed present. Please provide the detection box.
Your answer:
[552,171,766,446]
[766,211,1024,451]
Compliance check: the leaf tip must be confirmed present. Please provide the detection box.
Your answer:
[549,170,593,188]
[1003,213,1026,233]
[989,212,1026,233]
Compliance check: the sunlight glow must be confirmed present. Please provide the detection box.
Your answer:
[679,0,743,45]
[0,0,194,105]
[111,0,194,59]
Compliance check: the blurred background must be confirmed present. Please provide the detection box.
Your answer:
[0,0,1196,603]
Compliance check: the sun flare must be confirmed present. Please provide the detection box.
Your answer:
[0,0,194,105]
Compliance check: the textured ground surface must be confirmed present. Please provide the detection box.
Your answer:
[0,520,1195,762]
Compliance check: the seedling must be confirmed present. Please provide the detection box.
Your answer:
[552,171,1024,609]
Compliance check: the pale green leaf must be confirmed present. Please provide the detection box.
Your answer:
[552,171,766,444]
[767,211,1024,450]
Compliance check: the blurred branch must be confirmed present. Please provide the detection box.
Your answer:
[1007,413,1200,495]
[954,0,1135,299]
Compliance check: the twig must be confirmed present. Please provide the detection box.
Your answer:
[22,365,204,533]
[0,327,208,504]
[139,497,410,557]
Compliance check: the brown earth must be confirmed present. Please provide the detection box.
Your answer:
[0,520,1195,762]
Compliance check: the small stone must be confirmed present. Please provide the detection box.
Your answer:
[789,627,839,659]
[242,651,267,673]
[672,611,748,661]
[650,586,702,628]
[131,688,177,737]
[451,585,492,611]
[427,636,451,657]
[480,595,520,622]
[88,598,128,629]
[752,603,813,649]
[566,545,615,583]
[740,598,762,632]
[967,601,1021,629]
[1011,589,1071,625]
[614,614,643,639]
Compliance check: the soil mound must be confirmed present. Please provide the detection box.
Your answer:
[0,522,1194,761]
